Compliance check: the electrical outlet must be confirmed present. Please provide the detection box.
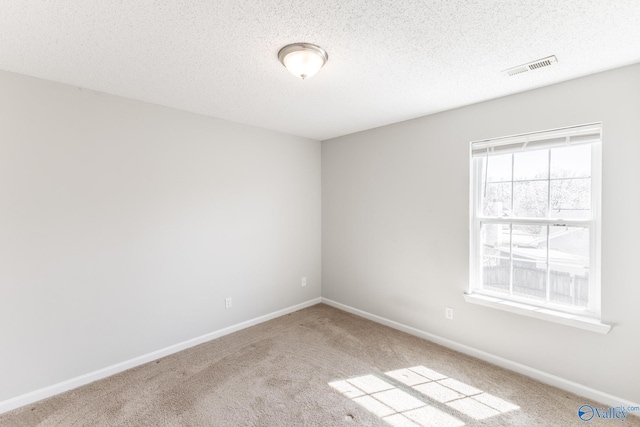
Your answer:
[445,307,453,320]
[225,297,232,309]
[301,277,307,287]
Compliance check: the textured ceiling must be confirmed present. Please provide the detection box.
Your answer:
[1,1,639,141]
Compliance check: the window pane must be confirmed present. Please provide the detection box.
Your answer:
[482,183,512,217]
[550,178,590,219]
[512,260,546,301]
[482,223,511,254]
[546,225,590,258]
[551,145,591,179]
[512,224,546,261]
[549,268,589,307]
[485,154,512,183]
[513,181,548,217]
[511,224,547,300]
[482,256,510,294]
[514,149,548,181]
[481,223,510,294]
[545,226,590,307]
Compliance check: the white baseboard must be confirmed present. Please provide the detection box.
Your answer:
[321,297,639,412]
[0,297,322,415]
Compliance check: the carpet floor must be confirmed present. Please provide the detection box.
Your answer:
[0,304,635,426]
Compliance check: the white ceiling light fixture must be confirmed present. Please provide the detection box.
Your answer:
[278,43,328,79]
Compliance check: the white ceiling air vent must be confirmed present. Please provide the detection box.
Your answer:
[502,55,558,77]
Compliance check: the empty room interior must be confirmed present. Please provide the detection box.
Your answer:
[1,1,639,426]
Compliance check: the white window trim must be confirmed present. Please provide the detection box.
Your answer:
[467,123,609,333]
[463,293,611,334]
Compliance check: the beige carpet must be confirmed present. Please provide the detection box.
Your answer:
[1,304,636,426]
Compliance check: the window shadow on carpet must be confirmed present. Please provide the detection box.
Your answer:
[329,366,519,426]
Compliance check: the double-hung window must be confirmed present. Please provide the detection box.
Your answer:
[468,123,604,328]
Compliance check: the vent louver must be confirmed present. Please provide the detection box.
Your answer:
[503,55,557,76]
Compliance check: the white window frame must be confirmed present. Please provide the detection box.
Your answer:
[467,123,609,333]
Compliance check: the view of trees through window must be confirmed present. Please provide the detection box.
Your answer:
[478,145,591,308]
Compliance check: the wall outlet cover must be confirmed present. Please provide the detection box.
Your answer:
[445,307,453,320]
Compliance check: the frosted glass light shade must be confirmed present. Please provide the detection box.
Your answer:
[278,43,328,79]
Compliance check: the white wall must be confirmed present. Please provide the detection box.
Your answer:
[0,70,321,402]
[322,63,640,403]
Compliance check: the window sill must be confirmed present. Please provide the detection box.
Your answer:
[463,293,611,334]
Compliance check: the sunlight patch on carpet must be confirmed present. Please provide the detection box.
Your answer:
[329,366,519,426]
[330,374,463,426]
